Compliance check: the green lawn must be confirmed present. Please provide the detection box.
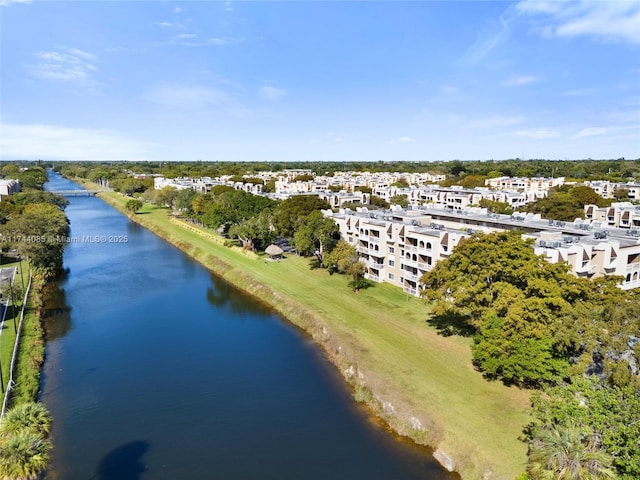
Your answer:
[0,259,26,397]
[99,191,531,479]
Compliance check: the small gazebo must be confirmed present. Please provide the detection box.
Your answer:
[265,244,284,260]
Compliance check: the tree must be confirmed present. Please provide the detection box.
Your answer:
[391,177,408,187]
[14,168,47,190]
[459,175,487,189]
[292,210,339,259]
[2,203,70,276]
[369,195,390,209]
[227,211,274,251]
[153,186,178,208]
[0,403,53,480]
[12,192,68,212]
[272,196,330,238]
[0,432,51,480]
[174,188,197,215]
[262,179,276,193]
[390,195,409,208]
[613,188,630,201]
[323,241,368,291]
[125,199,143,213]
[527,423,616,480]
[478,198,513,215]
[525,186,610,222]
[526,378,640,479]
[0,403,52,437]
[419,231,596,386]
[293,173,314,182]
[110,177,150,196]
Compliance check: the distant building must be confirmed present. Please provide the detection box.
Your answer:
[485,176,565,194]
[0,179,20,200]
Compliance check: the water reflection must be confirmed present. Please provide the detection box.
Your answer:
[42,278,72,342]
[206,273,272,316]
[95,441,150,480]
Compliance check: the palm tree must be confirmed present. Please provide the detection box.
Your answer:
[0,431,51,480]
[528,423,616,480]
[0,403,52,437]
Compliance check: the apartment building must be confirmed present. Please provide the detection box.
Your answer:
[326,206,640,294]
[328,209,471,296]
[0,179,20,200]
[485,176,565,194]
[584,181,640,200]
[372,185,542,209]
[584,202,640,231]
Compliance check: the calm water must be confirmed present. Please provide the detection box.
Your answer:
[40,172,457,480]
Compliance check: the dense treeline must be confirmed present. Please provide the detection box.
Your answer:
[51,158,640,182]
[0,165,70,278]
[420,232,639,479]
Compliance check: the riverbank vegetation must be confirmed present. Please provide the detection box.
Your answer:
[94,188,531,479]
[0,165,65,480]
[55,158,639,183]
[0,402,52,480]
[420,232,639,479]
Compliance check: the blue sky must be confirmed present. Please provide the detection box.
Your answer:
[1,0,638,162]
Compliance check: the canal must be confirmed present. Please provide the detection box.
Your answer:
[41,172,456,479]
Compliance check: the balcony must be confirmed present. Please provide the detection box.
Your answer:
[417,262,432,271]
[366,273,380,282]
[403,286,418,296]
[403,257,418,267]
[403,272,420,282]
[404,245,418,252]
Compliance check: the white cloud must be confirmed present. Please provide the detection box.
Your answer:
[174,33,197,40]
[259,85,287,101]
[516,0,640,44]
[28,47,100,92]
[0,0,31,6]
[501,75,538,87]
[460,11,516,65]
[0,123,156,160]
[515,129,561,139]
[156,22,172,28]
[174,7,183,14]
[574,127,608,138]
[225,1,233,12]
[144,84,236,109]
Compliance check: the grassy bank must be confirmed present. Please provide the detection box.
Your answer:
[0,260,20,395]
[95,188,530,479]
[0,263,43,408]
[9,275,44,406]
